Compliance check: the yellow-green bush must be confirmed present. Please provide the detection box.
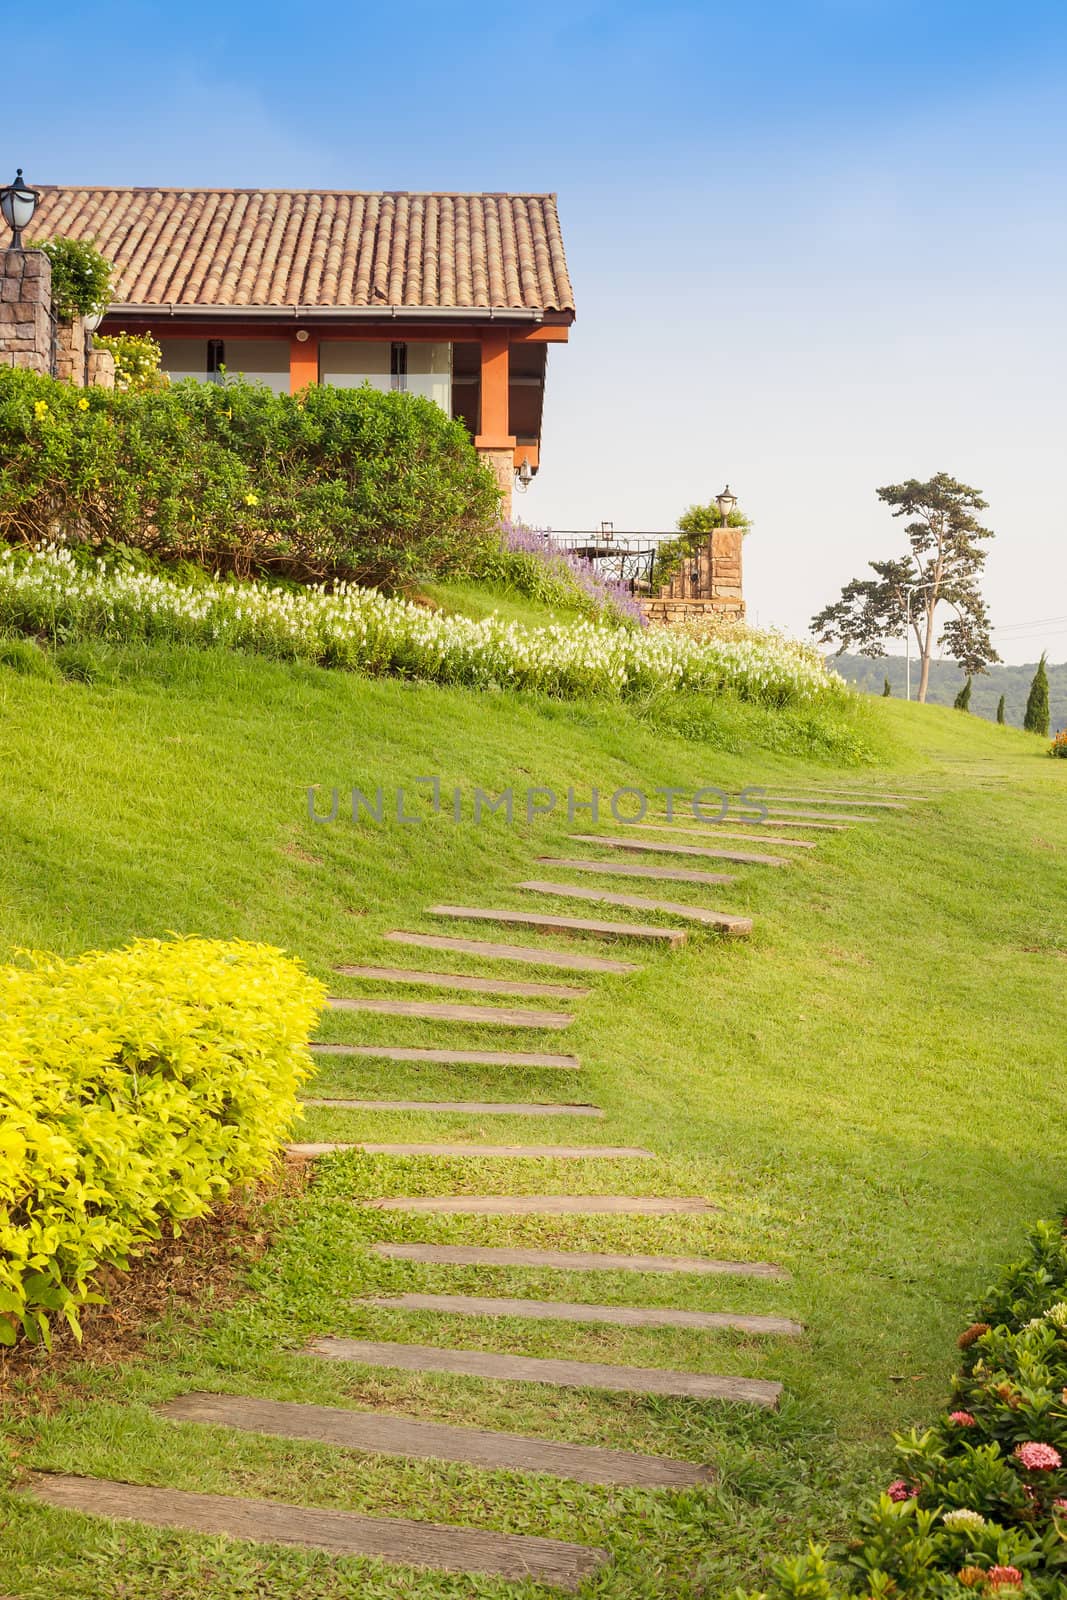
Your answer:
[0,937,325,1346]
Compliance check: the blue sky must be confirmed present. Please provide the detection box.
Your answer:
[8,0,1067,660]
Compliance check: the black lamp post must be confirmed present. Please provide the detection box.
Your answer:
[0,169,40,251]
[716,483,737,524]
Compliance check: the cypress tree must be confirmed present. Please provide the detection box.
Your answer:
[1024,654,1050,736]
[953,676,972,711]
[882,676,891,697]
[996,694,1006,725]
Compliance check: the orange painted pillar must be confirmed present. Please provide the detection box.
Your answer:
[289,334,319,394]
[475,332,515,448]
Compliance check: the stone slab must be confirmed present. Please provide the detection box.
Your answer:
[537,858,736,886]
[640,822,816,849]
[309,1338,783,1408]
[156,1392,712,1488]
[325,997,574,1029]
[372,1243,784,1277]
[303,1098,604,1117]
[309,1044,580,1069]
[518,881,752,936]
[570,834,788,867]
[365,1195,718,1215]
[335,965,590,999]
[384,932,640,974]
[362,1292,802,1337]
[427,905,687,946]
[23,1472,607,1587]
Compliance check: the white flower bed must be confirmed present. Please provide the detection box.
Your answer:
[0,545,846,707]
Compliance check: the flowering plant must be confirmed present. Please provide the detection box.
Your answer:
[1048,730,1067,759]
[471,521,646,628]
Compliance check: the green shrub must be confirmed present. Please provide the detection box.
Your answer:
[1024,655,1050,737]
[883,676,892,697]
[0,366,500,588]
[29,237,112,322]
[1049,730,1067,759]
[93,330,168,393]
[0,637,57,678]
[954,676,973,711]
[0,936,324,1345]
[997,695,1006,725]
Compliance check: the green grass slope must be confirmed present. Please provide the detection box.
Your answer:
[1,642,1065,1598]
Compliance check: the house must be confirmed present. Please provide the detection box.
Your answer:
[28,187,575,514]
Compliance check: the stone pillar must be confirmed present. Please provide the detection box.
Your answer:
[475,332,516,520]
[477,446,515,520]
[54,316,89,385]
[87,346,116,389]
[0,249,53,373]
[710,525,744,614]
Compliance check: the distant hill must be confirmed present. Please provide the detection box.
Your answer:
[830,653,1067,732]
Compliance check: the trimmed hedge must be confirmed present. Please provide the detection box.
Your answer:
[0,366,500,588]
[740,1222,1067,1599]
[0,937,324,1346]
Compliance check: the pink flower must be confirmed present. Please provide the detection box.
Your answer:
[1053,1497,1067,1514]
[886,1478,914,1502]
[1014,1441,1062,1471]
[948,1410,977,1426]
[986,1566,1024,1589]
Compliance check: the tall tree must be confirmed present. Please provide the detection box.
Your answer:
[811,473,999,703]
[996,694,1006,725]
[1024,653,1050,736]
[953,676,972,711]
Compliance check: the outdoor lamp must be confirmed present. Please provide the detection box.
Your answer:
[1,169,40,250]
[716,483,737,523]
[515,456,533,492]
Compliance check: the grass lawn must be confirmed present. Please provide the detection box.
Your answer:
[0,634,1065,1598]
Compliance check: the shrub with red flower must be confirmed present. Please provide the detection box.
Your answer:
[948,1410,977,1426]
[1014,1441,1062,1471]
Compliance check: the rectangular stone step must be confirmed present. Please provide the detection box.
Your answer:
[428,904,687,947]
[384,932,640,975]
[303,1099,605,1118]
[23,1472,607,1587]
[156,1392,712,1489]
[334,965,590,1000]
[325,997,574,1030]
[518,881,752,936]
[537,858,736,887]
[365,1195,718,1215]
[362,1292,802,1337]
[753,795,907,810]
[290,1142,654,1159]
[570,834,788,868]
[762,808,872,824]
[309,1044,580,1069]
[640,822,816,849]
[372,1243,784,1278]
[309,1337,782,1408]
[728,815,844,832]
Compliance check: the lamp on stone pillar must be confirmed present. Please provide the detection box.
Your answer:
[0,169,40,250]
[715,483,737,524]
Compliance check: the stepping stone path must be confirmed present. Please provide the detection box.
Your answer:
[310,1338,784,1408]
[384,930,641,974]
[518,880,753,935]
[335,964,590,998]
[156,1392,714,1488]
[427,904,688,945]
[326,997,575,1029]
[24,1473,607,1588]
[40,789,883,1582]
[638,822,816,849]
[304,1098,605,1117]
[372,1243,785,1277]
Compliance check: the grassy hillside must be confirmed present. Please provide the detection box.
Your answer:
[1,634,1065,1598]
[832,650,1067,731]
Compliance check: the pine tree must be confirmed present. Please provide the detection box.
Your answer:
[953,676,972,711]
[996,695,1006,725]
[883,676,891,697]
[1024,654,1050,736]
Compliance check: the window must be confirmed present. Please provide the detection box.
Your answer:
[390,342,407,392]
[207,339,225,383]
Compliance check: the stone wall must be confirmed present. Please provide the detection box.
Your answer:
[476,446,514,520]
[0,249,53,374]
[647,523,745,623]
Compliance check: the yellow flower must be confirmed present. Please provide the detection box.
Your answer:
[78,398,90,411]
[245,493,259,507]
[33,400,49,419]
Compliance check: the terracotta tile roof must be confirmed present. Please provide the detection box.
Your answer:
[29,188,575,316]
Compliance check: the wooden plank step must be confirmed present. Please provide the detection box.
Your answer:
[309,1338,783,1408]
[570,835,788,868]
[639,822,816,849]
[383,931,640,975]
[309,1045,580,1069]
[372,1243,784,1278]
[519,881,752,936]
[427,905,687,947]
[537,857,736,887]
[362,1292,802,1337]
[156,1392,712,1489]
[23,1472,607,1588]
[366,1195,718,1215]
[290,1142,654,1159]
[325,997,574,1030]
[334,965,590,1000]
[303,1099,605,1118]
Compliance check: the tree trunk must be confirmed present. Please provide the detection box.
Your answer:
[918,650,932,703]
